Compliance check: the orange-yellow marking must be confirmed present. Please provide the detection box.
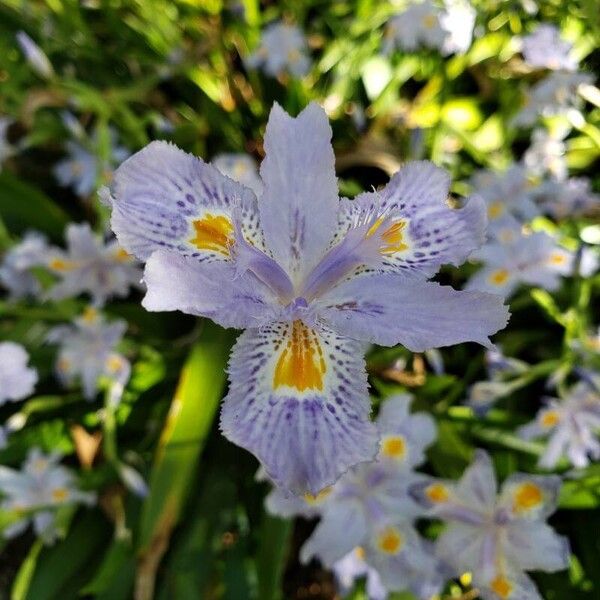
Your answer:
[513,482,543,513]
[490,574,513,598]
[273,321,326,392]
[190,213,234,256]
[303,487,332,505]
[381,435,406,459]
[377,527,403,554]
[51,487,69,502]
[426,483,449,503]
[49,258,75,271]
[548,252,566,265]
[106,355,124,373]
[488,201,504,220]
[114,247,131,262]
[540,410,560,428]
[82,306,98,323]
[367,218,409,254]
[489,269,509,286]
[422,14,437,29]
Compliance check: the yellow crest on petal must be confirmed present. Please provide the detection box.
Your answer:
[190,213,234,256]
[273,321,326,392]
[513,482,543,513]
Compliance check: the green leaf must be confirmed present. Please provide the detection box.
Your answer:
[21,510,112,600]
[0,172,69,242]
[135,322,234,600]
[256,515,292,600]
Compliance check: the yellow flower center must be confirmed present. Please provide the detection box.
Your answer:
[422,14,437,29]
[487,201,504,220]
[49,258,75,271]
[425,483,449,503]
[513,482,543,513]
[381,435,406,459]
[540,410,560,428]
[273,321,327,392]
[114,247,131,262]
[490,574,513,598]
[489,269,509,286]
[189,213,234,256]
[377,527,403,554]
[367,217,409,254]
[303,487,332,505]
[548,252,566,265]
[51,487,69,502]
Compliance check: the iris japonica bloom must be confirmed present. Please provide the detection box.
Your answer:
[468,166,539,238]
[246,22,311,78]
[0,231,48,300]
[466,230,574,298]
[107,102,508,494]
[411,451,570,600]
[213,153,263,196]
[264,395,444,598]
[53,126,130,197]
[513,71,593,127]
[0,342,38,405]
[383,0,475,56]
[332,548,388,600]
[47,307,129,401]
[519,380,600,469]
[531,177,600,219]
[521,24,577,72]
[0,448,94,544]
[45,223,142,306]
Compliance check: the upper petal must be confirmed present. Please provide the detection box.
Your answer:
[220,323,379,495]
[316,274,510,351]
[142,250,280,329]
[335,161,486,279]
[259,103,339,282]
[111,141,259,262]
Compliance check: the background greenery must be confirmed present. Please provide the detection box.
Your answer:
[0,1,599,599]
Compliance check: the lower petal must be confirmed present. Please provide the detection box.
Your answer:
[220,323,379,495]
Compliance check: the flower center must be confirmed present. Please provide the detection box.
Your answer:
[513,482,543,513]
[377,526,403,554]
[273,321,326,392]
[189,213,234,256]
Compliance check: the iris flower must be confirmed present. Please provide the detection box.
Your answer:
[0,231,48,300]
[45,223,142,306]
[0,342,38,405]
[466,230,573,298]
[268,395,444,598]
[47,308,129,401]
[519,380,600,469]
[521,24,577,72]
[411,451,570,600]
[0,448,94,544]
[108,103,508,494]
[246,22,311,78]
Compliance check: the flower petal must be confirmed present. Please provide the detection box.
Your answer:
[300,501,368,566]
[111,141,259,262]
[142,250,279,329]
[336,161,485,278]
[499,473,561,520]
[259,103,339,281]
[317,274,509,351]
[505,521,570,572]
[220,323,379,495]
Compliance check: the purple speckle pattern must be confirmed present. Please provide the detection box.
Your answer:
[220,322,379,495]
[335,161,486,279]
[112,141,262,262]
